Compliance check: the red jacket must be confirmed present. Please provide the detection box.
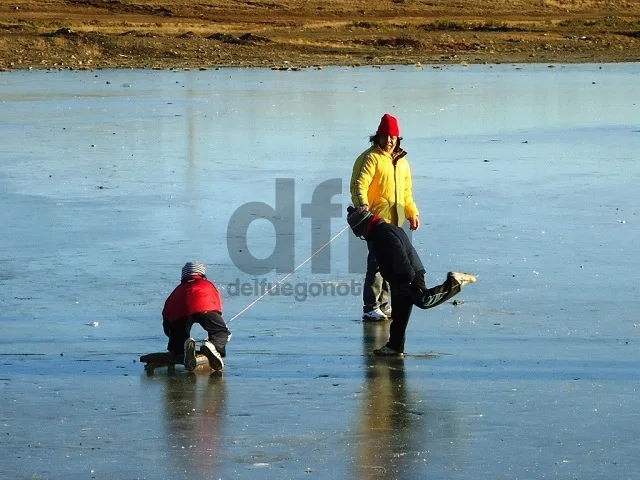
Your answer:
[162,275,222,324]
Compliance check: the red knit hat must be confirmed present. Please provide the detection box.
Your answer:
[376,113,400,136]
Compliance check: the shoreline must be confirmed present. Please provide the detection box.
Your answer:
[2,59,638,74]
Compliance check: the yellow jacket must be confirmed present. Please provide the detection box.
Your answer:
[350,145,419,227]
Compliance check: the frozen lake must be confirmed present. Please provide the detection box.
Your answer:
[1,63,639,479]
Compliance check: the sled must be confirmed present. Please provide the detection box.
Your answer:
[139,351,210,375]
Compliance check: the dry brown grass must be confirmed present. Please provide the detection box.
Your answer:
[0,0,639,69]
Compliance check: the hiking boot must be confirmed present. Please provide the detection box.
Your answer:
[448,271,477,287]
[200,340,224,371]
[362,307,387,322]
[183,338,197,371]
[373,345,404,357]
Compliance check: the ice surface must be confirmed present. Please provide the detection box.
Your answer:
[1,63,639,479]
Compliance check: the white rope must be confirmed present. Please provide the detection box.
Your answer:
[225,224,350,324]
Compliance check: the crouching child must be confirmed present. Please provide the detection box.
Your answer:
[162,262,231,371]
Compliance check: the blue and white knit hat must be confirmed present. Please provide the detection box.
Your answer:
[181,262,206,281]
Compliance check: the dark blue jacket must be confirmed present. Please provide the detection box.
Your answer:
[366,220,425,285]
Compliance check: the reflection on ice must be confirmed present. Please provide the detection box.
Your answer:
[354,323,460,480]
[157,374,227,477]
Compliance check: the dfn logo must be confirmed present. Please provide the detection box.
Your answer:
[227,178,368,275]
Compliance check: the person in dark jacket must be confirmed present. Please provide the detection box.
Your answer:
[162,262,231,371]
[346,206,477,356]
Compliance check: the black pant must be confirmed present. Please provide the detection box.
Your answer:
[386,275,461,353]
[163,311,230,356]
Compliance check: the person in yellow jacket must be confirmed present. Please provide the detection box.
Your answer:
[350,113,420,321]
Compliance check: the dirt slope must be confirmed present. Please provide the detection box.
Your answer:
[1,0,639,69]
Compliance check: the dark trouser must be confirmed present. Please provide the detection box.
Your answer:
[363,243,390,313]
[163,311,231,357]
[386,275,461,353]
